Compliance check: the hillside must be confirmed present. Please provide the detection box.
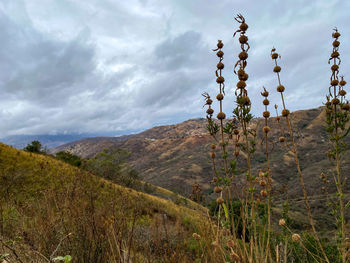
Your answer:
[0,143,216,263]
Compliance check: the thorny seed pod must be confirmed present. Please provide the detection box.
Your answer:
[279,219,286,226]
[217,40,224,49]
[217,112,226,120]
[332,31,341,38]
[210,152,216,158]
[263,111,270,118]
[239,73,249,81]
[260,189,268,198]
[263,99,270,106]
[216,50,224,58]
[279,136,286,143]
[273,66,281,73]
[242,96,251,105]
[259,171,264,178]
[260,180,267,187]
[217,62,224,70]
[271,52,279,59]
[216,93,224,101]
[240,22,248,31]
[331,98,340,105]
[237,80,247,89]
[234,129,239,135]
[227,239,235,249]
[192,233,201,241]
[211,144,216,150]
[277,85,285,92]
[276,116,281,121]
[331,79,339,86]
[261,90,269,97]
[331,51,339,58]
[239,51,248,60]
[239,35,248,44]
[282,109,290,117]
[331,64,339,71]
[206,98,213,105]
[340,79,347,86]
[263,126,270,133]
[216,76,225,83]
[333,40,340,47]
[339,89,347,96]
[216,197,225,205]
[292,233,301,242]
[214,186,222,193]
[237,68,245,77]
[206,108,214,115]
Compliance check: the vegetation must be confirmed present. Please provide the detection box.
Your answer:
[23,140,45,154]
[55,151,82,167]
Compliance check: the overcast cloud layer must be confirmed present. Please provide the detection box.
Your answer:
[0,0,349,137]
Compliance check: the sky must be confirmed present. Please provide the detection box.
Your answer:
[0,0,349,137]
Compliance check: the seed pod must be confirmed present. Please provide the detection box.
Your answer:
[263,126,270,133]
[216,76,225,84]
[237,68,245,77]
[210,152,216,158]
[217,62,224,69]
[237,80,246,89]
[331,51,339,58]
[339,90,346,96]
[260,180,267,187]
[217,112,226,120]
[239,35,248,44]
[340,79,347,86]
[238,51,248,60]
[206,108,214,115]
[227,239,235,248]
[206,98,213,105]
[333,40,340,47]
[342,103,350,111]
[331,79,339,86]
[277,85,285,92]
[273,66,281,73]
[276,116,281,121]
[216,93,224,101]
[239,73,249,81]
[243,96,251,106]
[217,41,224,49]
[213,177,217,183]
[263,99,270,106]
[240,23,248,31]
[216,197,224,205]
[279,136,285,143]
[263,111,270,118]
[192,233,201,241]
[331,98,340,105]
[234,148,240,157]
[279,219,286,226]
[216,50,224,58]
[259,171,264,178]
[234,129,239,135]
[210,144,216,150]
[271,53,279,59]
[331,64,339,71]
[332,31,341,38]
[260,189,267,198]
[261,90,269,97]
[282,109,290,117]
[292,233,301,242]
[214,186,222,193]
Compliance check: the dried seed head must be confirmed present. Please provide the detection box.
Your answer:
[279,136,286,143]
[217,62,224,70]
[331,79,339,86]
[333,40,340,47]
[260,180,267,187]
[261,90,269,97]
[260,189,267,198]
[214,186,222,193]
[239,35,248,44]
[273,66,281,73]
[216,197,224,205]
[279,219,286,226]
[342,103,350,111]
[340,79,347,86]
[239,73,249,81]
[242,96,251,106]
[263,111,270,118]
[263,99,270,105]
[292,233,301,242]
[339,90,346,96]
[216,50,224,58]
[206,98,213,105]
[192,233,201,241]
[216,76,225,84]
[240,23,248,31]
[217,112,226,120]
[206,108,214,115]
[331,98,340,105]
[237,68,245,77]
[213,177,217,182]
[234,148,240,157]
[237,80,247,89]
[277,85,285,92]
[276,116,281,121]
[282,109,290,117]
[271,53,279,59]
[210,144,216,150]
[227,239,235,248]
[263,126,270,133]
[210,152,216,158]
[216,93,224,101]
[331,64,339,71]
[331,51,339,58]
[234,129,239,135]
[259,171,264,178]
[217,40,224,49]
[332,31,341,38]
[238,51,248,60]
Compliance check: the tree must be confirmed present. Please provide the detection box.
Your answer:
[55,151,82,167]
[24,140,43,153]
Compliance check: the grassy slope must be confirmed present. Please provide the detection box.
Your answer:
[0,143,214,263]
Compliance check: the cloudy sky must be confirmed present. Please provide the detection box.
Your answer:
[0,0,349,137]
